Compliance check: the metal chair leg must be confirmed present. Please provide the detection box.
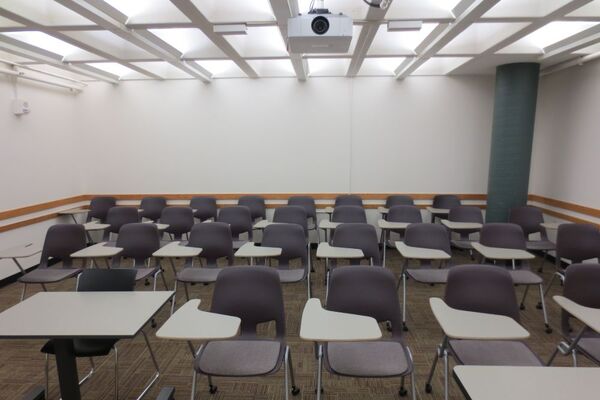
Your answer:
[21,283,27,302]
[171,280,178,315]
[287,346,300,396]
[190,370,197,400]
[316,344,324,400]
[443,349,449,400]
[114,346,119,400]
[136,331,160,400]
[284,346,290,400]
[184,283,190,301]
[45,354,49,398]
[538,284,552,333]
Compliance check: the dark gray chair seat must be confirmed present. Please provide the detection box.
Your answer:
[113,267,158,281]
[232,239,248,250]
[406,268,449,284]
[325,341,410,377]
[19,268,82,284]
[195,340,283,377]
[526,240,556,251]
[276,268,306,283]
[177,267,223,283]
[42,338,117,358]
[449,340,542,366]
[451,239,475,250]
[508,269,543,285]
[576,336,600,361]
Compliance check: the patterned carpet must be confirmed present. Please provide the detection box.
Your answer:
[0,245,590,400]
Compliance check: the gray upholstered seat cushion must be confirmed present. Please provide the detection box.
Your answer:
[195,340,283,376]
[575,337,600,363]
[325,341,410,377]
[526,240,555,251]
[277,268,305,283]
[177,267,223,283]
[449,340,542,366]
[508,270,542,285]
[406,269,449,284]
[19,268,82,283]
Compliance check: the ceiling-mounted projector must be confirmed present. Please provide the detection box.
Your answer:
[287,7,353,54]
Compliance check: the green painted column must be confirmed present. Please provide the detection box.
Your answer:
[486,63,540,222]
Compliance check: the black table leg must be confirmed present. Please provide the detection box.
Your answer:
[53,339,81,400]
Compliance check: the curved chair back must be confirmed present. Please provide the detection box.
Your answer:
[509,206,546,238]
[104,206,140,240]
[385,195,414,208]
[40,224,87,268]
[217,206,253,240]
[445,265,520,322]
[160,206,194,239]
[332,223,381,265]
[211,266,285,338]
[273,206,308,236]
[287,196,317,223]
[404,223,451,255]
[332,205,367,223]
[432,194,461,209]
[328,266,403,337]
[77,269,136,292]
[335,194,363,207]
[188,222,234,266]
[139,196,167,221]
[238,195,266,221]
[387,205,422,223]
[480,223,526,250]
[263,224,308,268]
[556,224,600,264]
[87,196,116,222]
[115,223,160,266]
[561,263,600,334]
[190,197,217,222]
[449,206,484,236]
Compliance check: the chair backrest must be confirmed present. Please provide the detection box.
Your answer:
[187,222,234,266]
[238,195,266,221]
[328,266,403,337]
[87,196,116,222]
[332,223,381,265]
[332,205,367,223]
[445,265,520,322]
[211,266,285,338]
[449,206,484,237]
[262,224,308,267]
[140,196,167,221]
[77,269,137,292]
[190,196,217,221]
[287,196,317,221]
[273,206,308,236]
[160,206,194,239]
[387,205,422,223]
[40,224,87,268]
[115,223,161,266]
[217,206,253,239]
[561,263,600,334]
[404,223,451,254]
[433,194,461,209]
[335,194,363,207]
[385,195,414,208]
[105,206,140,239]
[556,223,600,264]
[479,223,526,250]
[509,206,545,237]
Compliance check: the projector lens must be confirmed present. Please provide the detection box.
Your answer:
[311,16,330,35]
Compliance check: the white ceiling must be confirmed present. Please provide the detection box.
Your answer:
[0,0,599,83]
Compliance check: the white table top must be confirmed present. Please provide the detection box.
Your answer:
[377,207,389,214]
[299,298,382,342]
[430,298,529,340]
[156,299,240,341]
[454,365,600,400]
[441,220,483,230]
[426,207,450,214]
[253,220,273,229]
[378,219,410,230]
[58,208,88,215]
[0,291,173,339]
[152,241,202,258]
[83,222,110,232]
[0,243,42,259]
[395,242,451,260]
[234,242,282,258]
[70,242,123,258]
[540,222,563,230]
[317,206,334,214]
[472,242,535,260]
[318,220,341,230]
[554,296,600,334]
[316,243,364,259]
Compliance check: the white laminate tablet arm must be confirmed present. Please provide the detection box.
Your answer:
[316,243,364,259]
[234,242,282,258]
[554,296,600,334]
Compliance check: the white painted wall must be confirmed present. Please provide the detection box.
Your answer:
[530,59,600,211]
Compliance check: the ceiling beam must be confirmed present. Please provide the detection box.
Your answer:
[269,0,307,81]
[169,0,259,78]
[53,0,211,82]
[395,0,501,79]
[346,1,394,77]
[540,23,600,66]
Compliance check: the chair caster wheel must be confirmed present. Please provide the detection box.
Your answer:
[399,387,408,397]
[536,302,543,309]
[151,318,157,328]
[520,304,525,310]
[545,326,553,334]
[425,383,433,393]
[209,385,218,394]
[403,324,409,332]
[291,386,300,396]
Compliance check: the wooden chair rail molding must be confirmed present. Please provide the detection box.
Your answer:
[1,193,597,233]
